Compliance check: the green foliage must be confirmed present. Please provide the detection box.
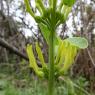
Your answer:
[55,76,91,95]
[0,74,91,95]
[63,0,76,7]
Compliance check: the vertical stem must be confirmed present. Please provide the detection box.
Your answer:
[48,29,55,95]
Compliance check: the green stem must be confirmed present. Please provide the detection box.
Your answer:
[48,29,55,95]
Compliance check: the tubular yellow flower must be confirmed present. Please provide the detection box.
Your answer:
[59,44,78,74]
[26,44,44,77]
[55,41,63,65]
[36,42,47,68]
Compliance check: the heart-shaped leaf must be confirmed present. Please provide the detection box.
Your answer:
[65,37,88,49]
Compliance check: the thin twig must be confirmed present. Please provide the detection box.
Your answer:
[86,48,95,67]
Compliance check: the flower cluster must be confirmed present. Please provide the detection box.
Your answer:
[24,0,75,29]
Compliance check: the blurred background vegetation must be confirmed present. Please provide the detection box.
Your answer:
[0,0,95,95]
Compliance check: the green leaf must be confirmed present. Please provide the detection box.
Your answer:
[63,0,76,7]
[65,37,88,49]
[24,0,35,18]
[49,0,53,8]
[65,78,76,95]
[39,23,50,44]
[36,0,45,13]
[39,23,59,45]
